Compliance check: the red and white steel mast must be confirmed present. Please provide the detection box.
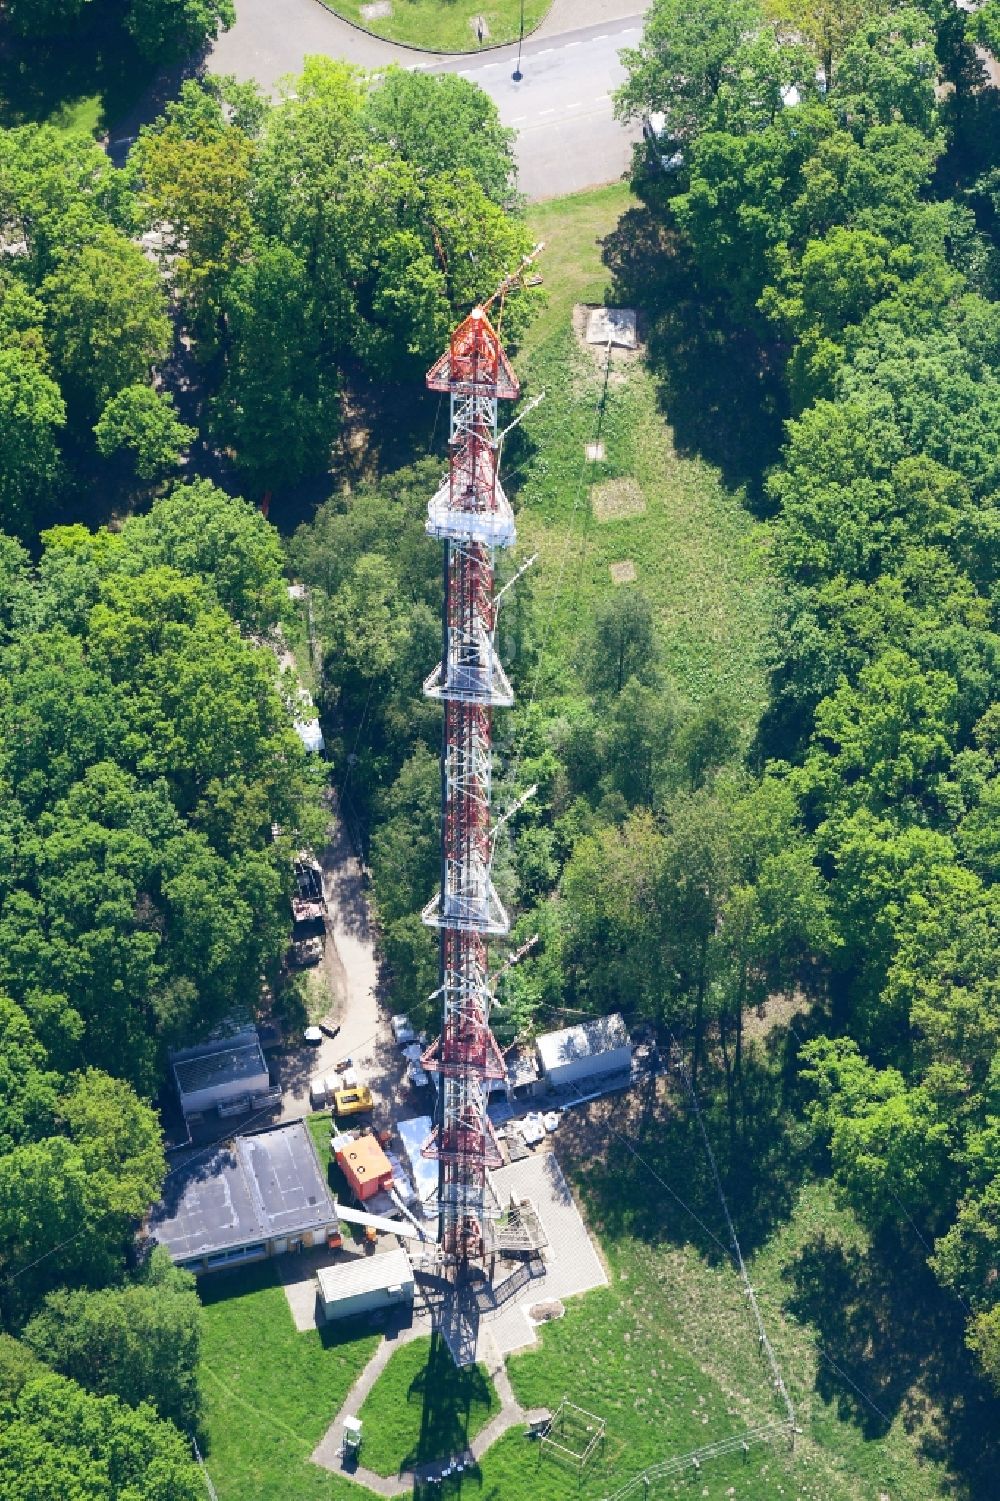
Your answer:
[419,297,523,1266]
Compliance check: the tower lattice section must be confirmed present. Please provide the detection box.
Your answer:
[420,307,520,1265]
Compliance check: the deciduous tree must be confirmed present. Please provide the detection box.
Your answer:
[94,386,194,483]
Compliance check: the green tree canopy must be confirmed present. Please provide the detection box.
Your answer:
[616,0,770,139]
[0,1368,202,1501]
[94,386,194,483]
[125,0,235,61]
[22,1251,201,1430]
[41,227,171,422]
[362,69,518,204]
[0,348,65,535]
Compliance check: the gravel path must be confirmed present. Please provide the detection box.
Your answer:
[278,797,399,1123]
[311,1322,528,1493]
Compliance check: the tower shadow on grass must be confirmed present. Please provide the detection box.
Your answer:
[404,1330,492,1481]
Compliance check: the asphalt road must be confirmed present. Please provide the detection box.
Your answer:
[208,0,644,199]
[424,18,643,199]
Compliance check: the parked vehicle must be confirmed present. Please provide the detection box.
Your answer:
[304,1025,323,1046]
[291,854,326,926]
[333,1086,374,1117]
[319,1020,340,1040]
[289,936,323,968]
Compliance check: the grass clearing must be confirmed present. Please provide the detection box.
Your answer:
[463,1131,956,1501]
[306,1108,335,1167]
[317,0,550,51]
[282,594,320,699]
[357,1335,500,1475]
[198,1260,378,1501]
[507,184,777,728]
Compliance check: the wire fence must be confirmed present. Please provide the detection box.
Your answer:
[191,1435,220,1501]
[603,1421,790,1501]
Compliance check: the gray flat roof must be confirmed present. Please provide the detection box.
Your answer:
[536,1013,630,1073]
[173,1036,267,1100]
[149,1122,336,1263]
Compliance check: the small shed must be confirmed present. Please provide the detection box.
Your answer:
[336,1135,394,1203]
[170,1027,271,1118]
[536,1013,632,1091]
[317,1246,414,1322]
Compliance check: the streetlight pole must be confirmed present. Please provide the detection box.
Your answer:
[513,0,524,80]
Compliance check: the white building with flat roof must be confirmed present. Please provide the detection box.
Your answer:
[536,1013,632,1090]
[316,1246,414,1322]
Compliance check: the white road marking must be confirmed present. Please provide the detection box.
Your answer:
[539,107,556,114]
[536,47,554,55]
[565,40,580,47]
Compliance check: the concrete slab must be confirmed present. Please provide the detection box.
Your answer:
[409,1153,607,1363]
[586,307,637,348]
[484,1154,607,1356]
[592,478,646,522]
[277,1246,341,1331]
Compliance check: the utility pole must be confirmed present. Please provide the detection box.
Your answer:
[513,0,525,81]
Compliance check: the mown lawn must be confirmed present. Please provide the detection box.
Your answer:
[467,1158,955,1501]
[357,1335,500,1475]
[318,0,549,52]
[198,1260,378,1501]
[506,184,777,736]
[286,1187,938,1501]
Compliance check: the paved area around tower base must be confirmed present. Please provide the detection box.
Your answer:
[310,1149,607,1491]
[484,1152,608,1355]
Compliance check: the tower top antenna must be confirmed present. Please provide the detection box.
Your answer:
[481,241,546,314]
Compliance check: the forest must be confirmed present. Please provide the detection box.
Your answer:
[1,0,1000,1491]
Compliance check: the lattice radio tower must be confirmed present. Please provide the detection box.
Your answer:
[419,260,538,1266]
